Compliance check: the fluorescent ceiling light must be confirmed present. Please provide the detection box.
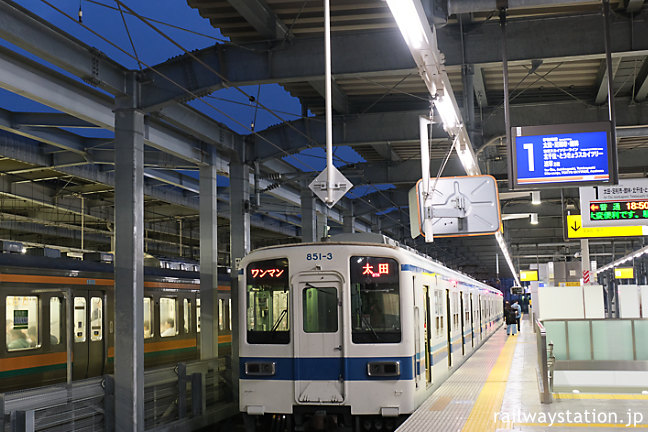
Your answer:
[385,0,429,50]
[434,95,459,131]
[530,213,538,225]
[531,191,541,205]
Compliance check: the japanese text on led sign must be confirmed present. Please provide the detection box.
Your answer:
[515,131,609,185]
[589,201,648,221]
[249,268,285,279]
[361,263,391,278]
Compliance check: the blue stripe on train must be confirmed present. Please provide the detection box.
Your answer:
[240,356,414,381]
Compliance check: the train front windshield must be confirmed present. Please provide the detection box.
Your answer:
[350,256,401,343]
[246,258,290,344]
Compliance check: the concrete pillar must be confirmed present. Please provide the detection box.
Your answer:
[300,187,317,242]
[113,75,145,432]
[229,160,250,399]
[199,156,218,359]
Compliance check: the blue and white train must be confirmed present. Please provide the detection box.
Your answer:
[239,233,503,431]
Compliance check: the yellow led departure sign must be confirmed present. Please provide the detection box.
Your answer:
[520,270,538,281]
[614,267,634,279]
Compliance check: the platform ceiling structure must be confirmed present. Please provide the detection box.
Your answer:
[0,0,647,279]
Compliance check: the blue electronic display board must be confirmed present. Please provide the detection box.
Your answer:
[510,122,616,189]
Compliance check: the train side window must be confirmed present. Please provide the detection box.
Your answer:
[90,297,103,341]
[183,298,192,334]
[74,297,87,342]
[218,298,224,331]
[144,297,153,338]
[50,297,63,346]
[196,299,201,333]
[6,296,40,351]
[160,297,178,337]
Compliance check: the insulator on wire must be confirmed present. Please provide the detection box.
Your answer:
[78,4,83,23]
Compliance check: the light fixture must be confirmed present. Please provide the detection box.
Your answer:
[530,213,538,225]
[434,95,459,131]
[385,0,429,50]
[531,191,541,205]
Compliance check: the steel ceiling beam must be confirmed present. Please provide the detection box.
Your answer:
[139,12,648,109]
[308,79,350,114]
[0,1,125,94]
[225,0,292,40]
[595,58,621,104]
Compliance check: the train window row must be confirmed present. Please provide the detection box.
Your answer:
[4,292,234,353]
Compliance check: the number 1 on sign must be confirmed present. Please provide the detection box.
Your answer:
[523,143,534,171]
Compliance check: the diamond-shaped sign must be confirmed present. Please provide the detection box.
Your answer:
[309,166,353,208]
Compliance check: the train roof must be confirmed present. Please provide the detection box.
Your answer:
[0,252,204,281]
[247,233,502,296]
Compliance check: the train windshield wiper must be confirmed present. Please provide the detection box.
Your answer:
[358,307,381,341]
[270,309,288,333]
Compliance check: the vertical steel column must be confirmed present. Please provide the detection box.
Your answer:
[300,186,317,242]
[113,75,145,432]
[500,7,514,190]
[229,160,250,400]
[602,0,619,183]
[343,203,354,233]
[200,157,219,359]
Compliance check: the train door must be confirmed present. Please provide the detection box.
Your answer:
[445,289,452,368]
[72,290,105,379]
[293,272,345,404]
[459,292,465,356]
[422,285,432,385]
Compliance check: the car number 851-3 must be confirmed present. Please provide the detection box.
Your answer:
[306,252,333,261]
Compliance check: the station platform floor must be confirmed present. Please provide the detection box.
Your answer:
[397,317,648,431]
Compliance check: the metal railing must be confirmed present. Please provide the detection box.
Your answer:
[1,357,237,432]
[534,319,553,404]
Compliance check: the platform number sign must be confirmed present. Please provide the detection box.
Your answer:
[511,122,614,189]
[13,310,28,329]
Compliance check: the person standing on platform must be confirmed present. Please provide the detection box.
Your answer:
[512,300,522,333]
[505,304,517,336]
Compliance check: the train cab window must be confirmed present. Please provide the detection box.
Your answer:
[160,298,178,337]
[90,297,103,341]
[50,297,63,346]
[246,258,289,344]
[350,256,400,343]
[74,297,87,343]
[303,286,338,333]
[6,296,40,351]
[183,298,192,334]
[196,299,201,333]
[144,297,153,338]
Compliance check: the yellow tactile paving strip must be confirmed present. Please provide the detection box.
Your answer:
[461,335,518,432]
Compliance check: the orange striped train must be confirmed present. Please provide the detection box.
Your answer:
[0,252,230,392]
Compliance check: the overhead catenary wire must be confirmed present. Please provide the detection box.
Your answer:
[37,0,412,233]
